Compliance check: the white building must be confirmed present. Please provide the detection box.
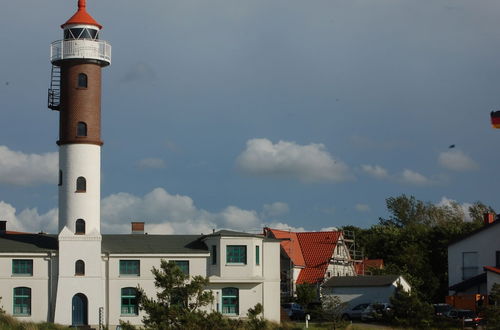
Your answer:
[0,224,281,327]
[320,275,411,308]
[448,213,500,295]
[0,0,280,327]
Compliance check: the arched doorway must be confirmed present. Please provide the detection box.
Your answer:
[72,293,88,326]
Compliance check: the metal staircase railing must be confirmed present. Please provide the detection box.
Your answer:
[48,65,61,110]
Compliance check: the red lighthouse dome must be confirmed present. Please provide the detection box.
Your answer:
[62,0,102,29]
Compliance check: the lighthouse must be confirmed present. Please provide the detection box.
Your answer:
[49,0,111,325]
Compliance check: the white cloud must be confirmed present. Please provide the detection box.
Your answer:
[266,222,306,232]
[0,146,57,186]
[438,149,479,171]
[355,204,371,212]
[320,226,339,231]
[0,201,57,233]
[400,169,433,186]
[236,138,353,183]
[2,187,302,235]
[101,188,296,234]
[262,202,289,218]
[361,164,389,179]
[361,164,434,186]
[137,158,166,169]
[437,196,472,222]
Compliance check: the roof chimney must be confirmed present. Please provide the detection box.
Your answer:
[131,222,145,235]
[0,220,6,234]
[483,213,496,226]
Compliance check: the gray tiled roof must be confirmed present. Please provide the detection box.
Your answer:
[101,234,208,254]
[204,230,281,242]
[322,275,401,288]
[0,234,58,252]
[0,234,208,254]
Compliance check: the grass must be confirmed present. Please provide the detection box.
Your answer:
[0,313,69,330]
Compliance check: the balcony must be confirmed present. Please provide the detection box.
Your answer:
[50,39,111,66]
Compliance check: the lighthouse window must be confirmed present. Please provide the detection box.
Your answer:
[64,28,99,40]
[75,219,86,235]
[76,177,86,192]
[77,122,87,137]
[58,170,62,186]
[77,74,88,88]
[75,260,85,276]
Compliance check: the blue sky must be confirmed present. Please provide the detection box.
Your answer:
[1,0,500,234]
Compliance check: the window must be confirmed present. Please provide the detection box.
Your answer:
[75,219,85,235]
[12,260,33,276]
[462,252,478,280]
[13,287,31,316]
[212,245,217,265]
[77,122,87,137]
[222,287,239,315]
[496,251,500,268]
[121,287,138,315]
[172,260,189,275]
[64,28,99,40]
[76,176,86,192]
[78,73,88,88]
[226,245,246,264]
[58,170,62,186]
[120,260,140,276]
[75,260,85,276]
[256,245,260,265]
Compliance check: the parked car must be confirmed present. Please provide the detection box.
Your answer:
[446,309,483,328]
[433,303,452,316]
[282,303,305,320]
[341,303,370,321]
[361,303,392,321]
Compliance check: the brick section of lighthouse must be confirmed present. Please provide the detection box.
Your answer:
[58,62,103,146]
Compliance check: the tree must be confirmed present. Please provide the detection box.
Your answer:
[137,260,214,329]
[389,284,433,328]
[295,283,317,308]
[321,295,347,330]
[484,283,500,329]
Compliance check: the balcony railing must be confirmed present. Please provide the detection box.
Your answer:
[50,39,111,65]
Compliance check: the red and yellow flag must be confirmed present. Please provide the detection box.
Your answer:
[491,111,500,128]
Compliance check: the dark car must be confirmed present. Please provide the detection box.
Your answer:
[433,303,452,316]
[341,303,370,321]
[446,309,483,328]
[282,303,305,320]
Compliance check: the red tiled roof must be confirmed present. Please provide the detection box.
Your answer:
[355,258,384,275]
[62,0,102,29]
[296,231,341,284]
[266,229,305,267]
[484,266,500,275]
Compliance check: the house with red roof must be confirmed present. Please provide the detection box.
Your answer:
[448,213,500,296]
[264,228,356,296]
[355,258,384,275]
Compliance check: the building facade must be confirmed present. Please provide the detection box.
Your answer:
[448,214,500,295]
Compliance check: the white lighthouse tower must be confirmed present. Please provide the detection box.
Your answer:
[49,0,111,326]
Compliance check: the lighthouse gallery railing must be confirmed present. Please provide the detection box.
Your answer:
[50,39,111,65]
